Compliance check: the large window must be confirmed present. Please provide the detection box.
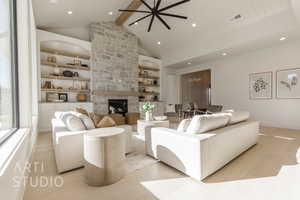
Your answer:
[0,0,19,144]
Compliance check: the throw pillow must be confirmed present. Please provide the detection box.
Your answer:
[97,116,116,128]
[75,108,89,116]
[109,114,126,125]
[177,119,192,132]
[89,113,104,126]
[60,112,86,131]
[72,112,95,130]
[186,113,230,134]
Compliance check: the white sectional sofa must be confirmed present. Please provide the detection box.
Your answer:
[145,112,259,181]
[52,117,133,173]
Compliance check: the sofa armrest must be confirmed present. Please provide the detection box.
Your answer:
[146,127,204,180]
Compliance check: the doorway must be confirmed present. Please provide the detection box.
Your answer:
[181,69,211,109]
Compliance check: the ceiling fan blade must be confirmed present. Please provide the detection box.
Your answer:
[119,9,151,14]
[128,14,152,26]
[159,13,187,19]
[156,0,162,10]
[154,14,171,30]
[158,0,190,12]
[140,0,153,11]
[148,15,155,32]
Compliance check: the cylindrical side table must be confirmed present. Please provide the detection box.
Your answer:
[83,127,125,186]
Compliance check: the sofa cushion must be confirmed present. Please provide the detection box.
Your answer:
[72,112,95,130]
[97,116,116,128]
[177,119,192,132]
[224,110,250,124]
[60,112,86,131]
[186,114,230,134]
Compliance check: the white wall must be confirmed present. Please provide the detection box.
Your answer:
[166,74,180,104]
[175,39,300,130]
[41,26,90,41]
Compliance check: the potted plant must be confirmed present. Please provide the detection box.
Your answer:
[142,102,155,121]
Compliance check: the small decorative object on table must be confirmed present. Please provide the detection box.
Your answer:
[63,70,74,77]
[58,93,68,102]
[154,116,167,121]
[46,93,59,102]
[73,72,79,77]
[42,81,52,89]
[73,57,82,65]
[142,102,155,121]
[77,93,87,102]
[47,56,56,63]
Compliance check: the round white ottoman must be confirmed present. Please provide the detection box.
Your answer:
[83,127,125,186]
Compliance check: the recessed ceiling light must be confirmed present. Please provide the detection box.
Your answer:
[187,62,192,65]
[134,22,138,25]
[280,37,286,41]
[108,11,113,15]
[222,52,227,56]
[157,41,161,45]
[49,0,58,3]
[67,11,73,15]
[192,23,197,27]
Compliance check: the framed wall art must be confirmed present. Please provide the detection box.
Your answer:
[249,72,273,100]
[276,68,300,99]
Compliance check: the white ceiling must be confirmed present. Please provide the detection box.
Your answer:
[33,0,300,68]
[33,0,131,28]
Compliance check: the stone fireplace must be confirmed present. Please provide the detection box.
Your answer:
[108,99,128,115]
[90,22,139,114]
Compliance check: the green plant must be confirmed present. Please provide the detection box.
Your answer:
[142,102,155,112]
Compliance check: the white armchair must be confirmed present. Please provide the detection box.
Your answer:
[52,118,133,173]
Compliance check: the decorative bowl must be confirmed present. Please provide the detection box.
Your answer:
[154,116,167,121]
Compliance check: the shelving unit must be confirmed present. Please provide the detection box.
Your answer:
[93,90,140,96]
[41,60,91,71]
[41,47,90,60]
[139,83,160,87]
[139,65,160,71]
[138,55,161,102]
[39,101,92,104]
[41,88,90,93]
[41,75,90,81]
[40,41,91,103]
[38,30,94,132]
[139,74,160,79]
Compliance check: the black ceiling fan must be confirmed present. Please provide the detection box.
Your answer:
[119,0,190,32]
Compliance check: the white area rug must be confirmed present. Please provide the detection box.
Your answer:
[124,134,158,174]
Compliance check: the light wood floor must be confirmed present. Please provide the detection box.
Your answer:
[24,126,300,200]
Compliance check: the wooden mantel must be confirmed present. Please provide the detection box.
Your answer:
[93,90,140,96]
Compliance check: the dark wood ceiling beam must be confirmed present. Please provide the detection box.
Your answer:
[115,0,143,25]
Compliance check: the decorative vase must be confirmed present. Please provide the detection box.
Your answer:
[145,111,152,121]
